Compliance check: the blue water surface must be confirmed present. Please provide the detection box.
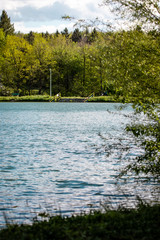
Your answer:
[0,102,151,227]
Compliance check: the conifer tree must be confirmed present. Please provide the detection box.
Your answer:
[0,10,14,36]
[71,28,82,42]
[26,31,35,45]
[61,27,69,38]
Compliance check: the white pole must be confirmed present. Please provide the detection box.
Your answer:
[50,68,52,96]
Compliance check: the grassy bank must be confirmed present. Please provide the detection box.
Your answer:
[0,204,159,240]
[0,95,51,102]
[0,95,128,102]
[1,95,158,103]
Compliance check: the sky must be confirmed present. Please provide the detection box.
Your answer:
[0,0,114,33]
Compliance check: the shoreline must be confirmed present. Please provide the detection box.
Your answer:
[0,95,129,103]
[1,95,157,103]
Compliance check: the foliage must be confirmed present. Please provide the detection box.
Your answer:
[61,27,70,38]
[32,34,52,94]
[25,31,35,45]
[0,203,159,240]
[0,26,159,98]
[104,30,160,99]
[1,35,33,92]
[0,28,5,47]
[71,28,82,42]
[100,0,160,185]
[0,10,14,36]
[119,101,160,185]
[102,0,160,29]
[0,29,5,64]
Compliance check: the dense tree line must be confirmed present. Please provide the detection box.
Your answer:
[0,10,159,98]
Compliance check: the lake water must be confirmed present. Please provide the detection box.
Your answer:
[0,102,155,227]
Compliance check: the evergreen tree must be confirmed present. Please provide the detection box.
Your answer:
[55,30,60,37]
[61,27,69,38]
[0,10,14,36]
[44,31,50,39]
[71,28,82,42]
[26,31,35,45]
[90,28,98,42]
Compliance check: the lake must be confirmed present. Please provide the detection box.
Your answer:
[0,102,154,227]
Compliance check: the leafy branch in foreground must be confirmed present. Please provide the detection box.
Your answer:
[120,101,160,185]
[102,0,160,29]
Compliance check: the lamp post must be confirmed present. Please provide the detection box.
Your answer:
[50,68,52,96]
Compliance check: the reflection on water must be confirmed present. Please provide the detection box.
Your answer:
[0,102,155,227]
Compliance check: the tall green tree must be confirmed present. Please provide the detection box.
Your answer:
[61,27,69,38]
[32,34,52,94]
[25,31,35,45]
[1,35,32,92]
[50,35,83,95]
[0,10,14,36]
[103,0,160,186]
[71,28,82,42]
[104,29,160,98]
[0,29,5,58]
[0,29,5,94]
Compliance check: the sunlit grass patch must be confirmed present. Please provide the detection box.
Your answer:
[0,95,50,102]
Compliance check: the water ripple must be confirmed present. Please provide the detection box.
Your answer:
[0,102,156,227]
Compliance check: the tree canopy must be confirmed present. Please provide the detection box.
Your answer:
[102,0,160,188]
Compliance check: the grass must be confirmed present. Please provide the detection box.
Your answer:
[0,95,159,103]
[0,95,51,102]
[0,203,159,240]
[0,95,126,102]
[87,96,122,102]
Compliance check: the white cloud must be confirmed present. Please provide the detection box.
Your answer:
[0,0,57,10]
[0,0,112,33]
[14,20,74,33]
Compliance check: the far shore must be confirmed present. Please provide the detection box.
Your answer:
[0,95,132,103]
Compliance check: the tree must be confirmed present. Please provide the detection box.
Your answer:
[1,35,32,92]
[104,29,160,98]
[122,102,160,184]
[25,31,35,45]
[0,29,5,94]
[0,10,14,36]
[32,35,52,94]
[89,28,98,42]
[50,35,83,96]
[103,0,160,29]
[0,28,5,52]
[102,0,160,186]
[55,30,60,37]
[61,27,69,38]
[71,28,82,42]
